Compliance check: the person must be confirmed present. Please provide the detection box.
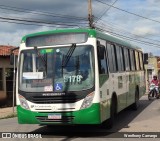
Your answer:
[151,75,159,86]
[150,75,159,96]
[79,55,90,80]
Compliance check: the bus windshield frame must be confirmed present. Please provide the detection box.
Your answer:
[18,45,95,93]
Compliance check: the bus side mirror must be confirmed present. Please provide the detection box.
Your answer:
[97,41,105,60]
[98,45,105,60]
[10,53,14,65]
[143,53,148,64]
[10,47,19,66]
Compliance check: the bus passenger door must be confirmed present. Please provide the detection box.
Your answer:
[97,39,110,121]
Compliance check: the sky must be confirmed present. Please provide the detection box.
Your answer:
[0,0,160,55]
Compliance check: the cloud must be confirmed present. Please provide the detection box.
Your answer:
[0,0,160,56]
[132,26,159,36]
[147,0,160,4]
[0,0,112,44]
[0,0,91,45]
[0,26,53,46]
[0,0,89,18]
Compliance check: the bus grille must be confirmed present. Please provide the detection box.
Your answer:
[30,96,80,104]
[36,115,74,123]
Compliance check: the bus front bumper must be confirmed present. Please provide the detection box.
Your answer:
[17,104,101,125]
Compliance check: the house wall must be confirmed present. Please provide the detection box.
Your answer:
[0,56,13,102]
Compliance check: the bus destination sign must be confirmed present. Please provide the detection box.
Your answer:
[26,33,88,47]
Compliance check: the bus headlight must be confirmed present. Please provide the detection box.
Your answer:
[19,95,30,110]
[80,92,94,110]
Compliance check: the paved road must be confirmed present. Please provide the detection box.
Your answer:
[0,95,160,140]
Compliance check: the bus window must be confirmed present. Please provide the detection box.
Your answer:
[106,43,113,72]
[139,52,144,70]
[97,40,108,74]
[128,49,131,70]
[135,51,140,70]
[120,47,125,71]
[116,45,124,72]
[129,50,136,71]
[23,53,33,72]
[121,47,125,71]
[123,48,130,71]
[106,43,117,73]
[112,45,118,72]
[99,52,108,74]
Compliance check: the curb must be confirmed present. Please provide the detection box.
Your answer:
[0,107,17,119]
[0,113,17,119]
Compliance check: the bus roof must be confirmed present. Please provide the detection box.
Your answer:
[21,28,141,51]
[95,30,141,51]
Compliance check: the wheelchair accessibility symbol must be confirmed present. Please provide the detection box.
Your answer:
[54,83,63,91]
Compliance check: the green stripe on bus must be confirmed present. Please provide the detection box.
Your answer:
[21,29,97,43]
[17,103,101,124]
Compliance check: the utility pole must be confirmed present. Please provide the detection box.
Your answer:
[88,0,94,28]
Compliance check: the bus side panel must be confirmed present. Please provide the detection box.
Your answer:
[100,99,111,122]
[139,71,146,98]
[99,73,111,122]
[139,86,146,98]
[127,73,136,106]
[127,71,145,107]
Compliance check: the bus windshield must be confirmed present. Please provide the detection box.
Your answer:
[19,45,94,92]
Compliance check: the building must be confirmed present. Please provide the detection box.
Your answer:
[145,54,160,92]
[0,45,18,105]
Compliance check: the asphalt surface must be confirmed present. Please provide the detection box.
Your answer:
[0,95,160,140]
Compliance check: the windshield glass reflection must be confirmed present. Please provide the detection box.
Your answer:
[19,45,94,92]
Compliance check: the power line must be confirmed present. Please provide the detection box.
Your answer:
[94,0,160,24]
[0,16,86,27]
[95,0,119,23]
[1,0,160,49]
[93,0,160,47]
[97,18,160,39]
[0,9,88,25]
[97,20,160,43]
[95,25,160,48]
[2,15,159,48]
[0,4,87,21]
[0,20,64,28]
[0,4,89,28]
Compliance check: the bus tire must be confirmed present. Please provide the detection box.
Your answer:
[132,88,139,110]
[101,95,117,129]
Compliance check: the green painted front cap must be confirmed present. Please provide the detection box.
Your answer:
[21,28,97,43]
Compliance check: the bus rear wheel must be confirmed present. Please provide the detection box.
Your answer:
[131,88,139,110]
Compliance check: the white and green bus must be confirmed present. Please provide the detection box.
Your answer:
[15,28,145,128]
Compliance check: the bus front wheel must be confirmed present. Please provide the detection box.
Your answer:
[101,95,117,129]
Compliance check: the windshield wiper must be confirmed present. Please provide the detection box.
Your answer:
[62,43,76,67]
[61,44,76,76]
[75,56,80,75]
[34,46,47,73]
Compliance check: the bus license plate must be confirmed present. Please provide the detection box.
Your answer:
[48,114,62,119]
